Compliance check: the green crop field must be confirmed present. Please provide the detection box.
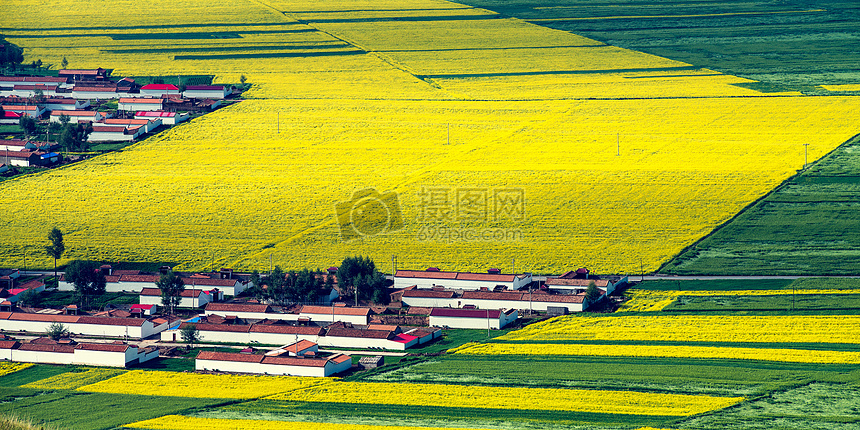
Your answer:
[664,135,860,275]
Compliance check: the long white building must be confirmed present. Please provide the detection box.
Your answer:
[394,269,532,291]
[0,338,158,367]
[195,350,351,377]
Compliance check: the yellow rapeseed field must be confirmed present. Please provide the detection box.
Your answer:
[77,369,330,399]
[22,368,126,390]
[499,315,860,344]
[618,288,860,312]
[1,0,859,274]
[0,362,33,377]
[454,343,860,364]
[125,416,496,430]
[268,381,744,416]
[822,84,860,91]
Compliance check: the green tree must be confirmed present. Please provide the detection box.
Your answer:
[267,266,287,305]
[65,260,106,309]
[59,122,92,152]
[248,270,264,301]
[61,56,68,69]
[44,227,65,279]
[585,281,603,308]
[337,256,386,305]
[46,322,70,340]
[16,289,42,307]
[19,116,37,137]
[180,323,200,349]
[157,270,185,315]
[239,75,247,85]
[0,105,4,121]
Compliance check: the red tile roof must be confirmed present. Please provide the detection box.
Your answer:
[50,110,99,116]
[18,343,75,353]
[75,343,130,352]
[0,340,20,349]
[283,339,317,353]
[72,86,117,92]
[325,328,392,339]
[120,274,160,283]
[395,270,522,282]
[430,308,502,318]
[402,289,455,299]
[260,355,328,367]
[249,325,324,335]
[391,333,418,344]
[130,304,154,310]
[118,97,163,104]
[545,278,609,287]
[206,303,272,313]
[395,270,458,280]
[135,111,176,118]
[76,316,147,327]
[300,305,370,316]
[197,350,263,363]
[530,294,585,304]
[0,76,68,83]
[8,313,80,323]
[185,85,225,91]
[182,277,237,287]
[461,291,524,301]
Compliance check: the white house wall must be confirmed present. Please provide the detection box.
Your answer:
[204,310,299,321]
[429,315,503,330]
[298,313,368,325]
[72,349,129,367]
[12,350,74,365]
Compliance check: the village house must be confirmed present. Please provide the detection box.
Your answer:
[71,85,119,100]
[134,110,189,125]
[195,349,351,377]
[43,97,90,111]
[398,288,593,313]
[0,111,23,124]
[50,110,106,123]
[182,85,230,99]
[118,97,164,112]
[139,288,222,308]
[394,268,532,291]
[0,338,158,367]
[1,104,46,118]
[0,76,71,88]
[299,305,371,325]
[0,311,173,339]
[58,268,250,296]
[0,150,61,167]
[58,68,111,82]
[9,84,59,98]
[101,118,160,133]
[139,84,180,98]
[428,308,518,330]
[544,269,626,295]
[87,125,145,142]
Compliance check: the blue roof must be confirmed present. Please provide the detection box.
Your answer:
[40,152,59,159]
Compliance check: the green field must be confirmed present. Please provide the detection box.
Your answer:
[457,0,860,91]
[664,135,860,275]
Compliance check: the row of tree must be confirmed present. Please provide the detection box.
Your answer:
[18,111,93,152]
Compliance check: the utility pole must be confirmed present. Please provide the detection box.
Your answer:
[617,133,620,156]
[447,123,450,145]
[277,112,280,134]
[803,143,809,169]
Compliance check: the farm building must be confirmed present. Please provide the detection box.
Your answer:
[318,327,418,350]
[0,76,71,88]
[1,105,46,118]
[139,288,222,308]
[134,110,189,125]
[403,327,442,344]
[394,268,532,291]
[118,97,164,112]
[398,288,592,313]
[0,338,158,367]
[139,84,180,97]
[101,118,160,133]
[183,85,230,99]
[58,68,111,81]
[0,111,22,124]
[70,86,118,100]
[204,303,280,320]
[429,308,518,330]
[0,150,60,167]
[50,110,106,123]
[0,311,173,339]
[87,125,145,142]
[43,97,90,111]
[7,84,59,97]
[299,305,371,325]
[268,340,319,357]
[129,304,156,316]
[195,350,351,377]
[58,270,250,296]
[544,270,626,296]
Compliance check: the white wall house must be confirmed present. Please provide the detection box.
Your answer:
[544,276,627,296]
[401,289,587,313]
[10,84,59,98]
[317,328,418,350]
[0,340,158,367]
[88,125,144,142]
[160,322,325,344]
[71,86,119,100]
[0,313,164,340]
[394,269,532,291]
[203,303,294,321]
[139,288,221,308]
[0,76,71,88]
[101,118,160,133]
[134,111,189,125]
[50,110,105,123]
[118,97,164,112]
[428,308,518,330]
[44,98,90,111]
[1,105,46,118]
[183,85,230,99]
[195,350,351,377]
[299,306,370,326]
[139,84,180,97]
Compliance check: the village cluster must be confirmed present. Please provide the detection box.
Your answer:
[0,265,626,377]
[0,67,235,172]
